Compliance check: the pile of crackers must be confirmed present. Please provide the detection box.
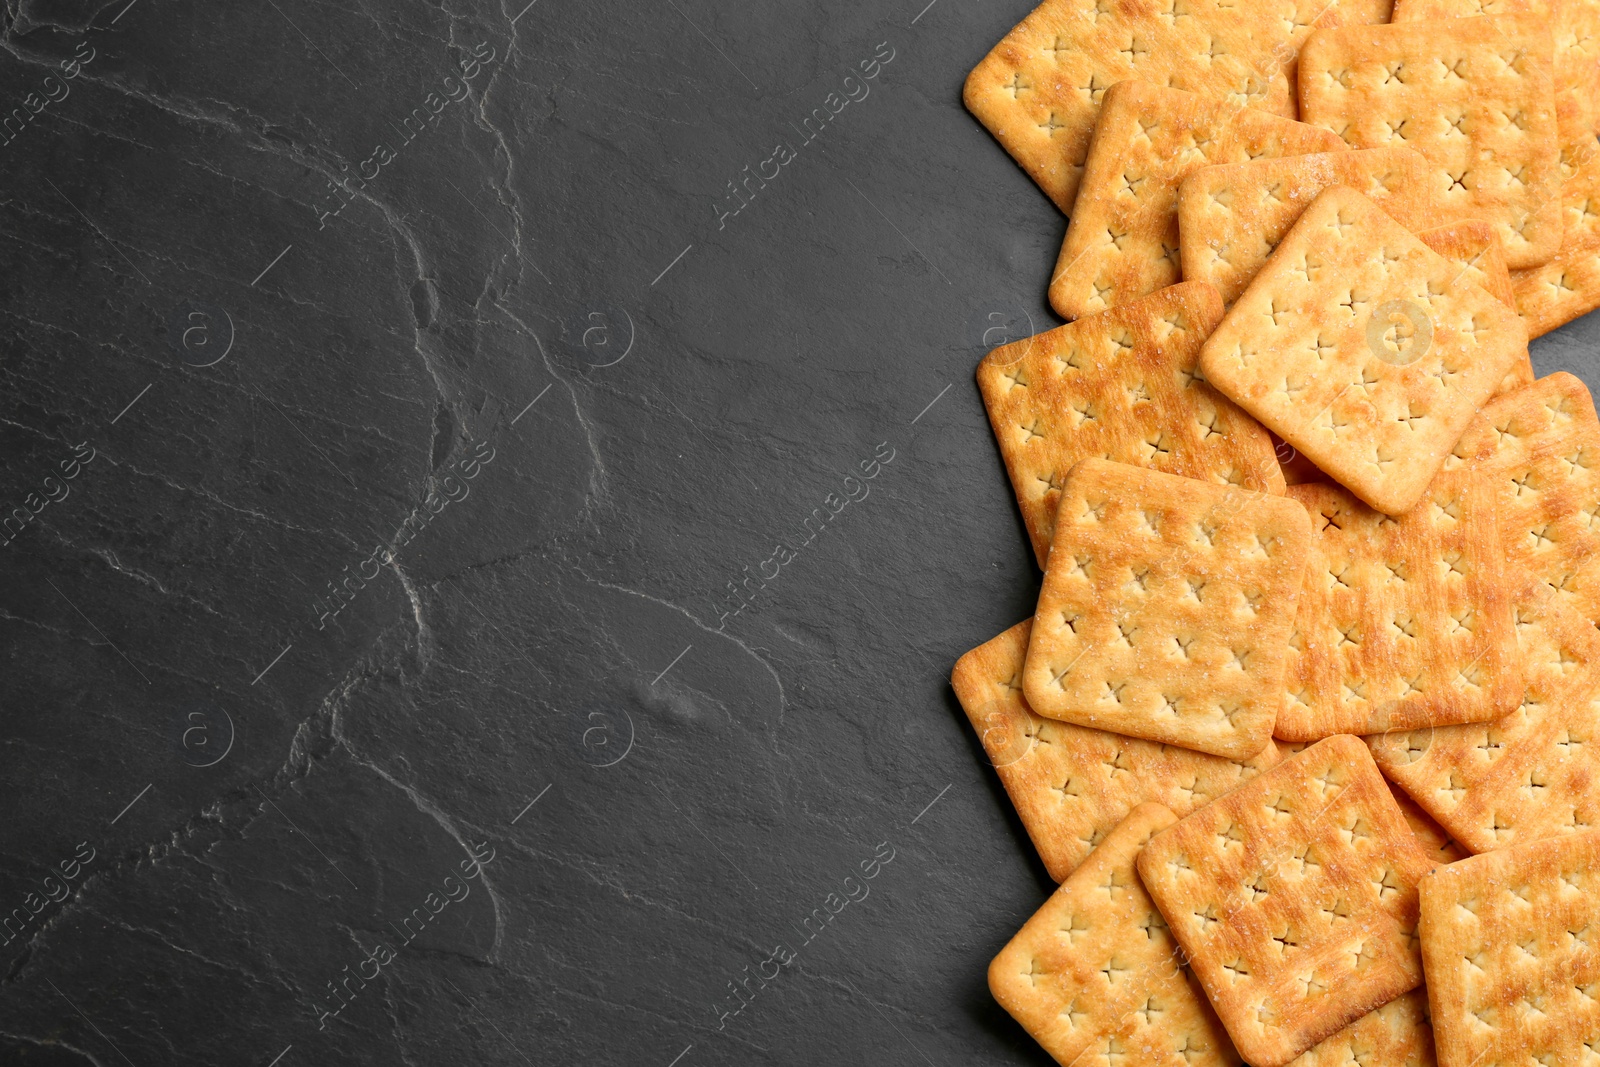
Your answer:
[953,1,1600,1064]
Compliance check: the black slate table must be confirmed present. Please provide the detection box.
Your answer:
[1,1,1596,1064]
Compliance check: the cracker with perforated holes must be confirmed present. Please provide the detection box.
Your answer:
[1274,753,1462,865]
[1178,148,1447,306]
[1174,150,1535,364]
[961,0,1386,212]
[1412,219,1535,397]
[989,804,1243,1067]
[953,620,1283,882]
[1451,374,1600,625]
[1047,81,1344,321]
[1390,0,1600,142]
[1417,220,1516,307]
[1175,151,1535,394]
[1199,186,1527,515]
[1418,827,1600,1067]
[1512,133,1600,337]
[1416,219,1536,396]
[1135,735,1434,1067]
[1368,374,1600,852]
[1022,458,1310,759]
[1276,471,1521,742]
[1371,595,1600,854]
[1285,989,1437,1067]
[1297,15,1563,269]
[977,283,1284,568]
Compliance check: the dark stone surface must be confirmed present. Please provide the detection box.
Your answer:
[0,0,1594,1064]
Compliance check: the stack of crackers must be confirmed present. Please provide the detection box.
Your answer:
[955,2,1600,1063]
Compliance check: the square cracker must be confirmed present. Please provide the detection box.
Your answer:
[1198,186,1527,515]
[1047,80,1344,321]
[1136,735,1435,1067]
[1390,0,1600,141]
[1296,15,1563,269]
[961,0,1382,212]
[1285,989,1436,1066]
[1368,374,1600,851]
[977,282,1283,569]
[953,620,1282,881]
[1418,828,1600,1067]
[1276,469,1521,742]
[989,803,1242,1067]
[1512,133,1600,338]
[1178,148,1448,306]
[1022,458,1310,759]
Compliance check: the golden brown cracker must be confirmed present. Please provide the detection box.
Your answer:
[1415,220,1535,395]
[1390,0,1600,141]
[1511,133,1600,337]
[1048,80,1344,321]
[1450,373,1600,658]
[1368,374,1600,852]
[989,804,1242,1067]
[1199,186,1527,515]
[1498,354,1540,399]
[1370,600,1600,853]
[1418,828,1600,1067]
[1417,219,1517,307]
[1136,736,1435,1067]
[1276,472,1521,742]
[1174,151,1532,361]
[1285,990,1437,1067]
[1363,598,1600,857]
[1022,458,1310,759]
[954,620,1282,881]
[1178,147,1446,306]
[1297,15,1563,269]
[961,0,1385,211]
[977,282,1283,568]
